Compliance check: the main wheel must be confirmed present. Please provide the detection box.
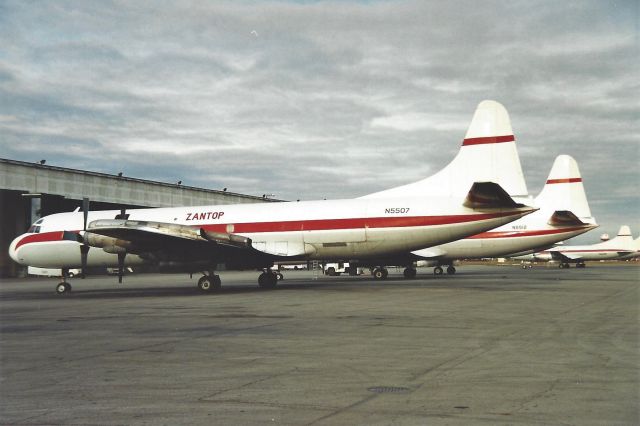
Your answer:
[403,267,417,279]
[198,276,212,292]
[212,275,222,289]
[258,272,278,289]
[446,266,456,275]
[277,272,284,280]
[373,268,386,280]
[326,267,336,276]
[434,266,444,275]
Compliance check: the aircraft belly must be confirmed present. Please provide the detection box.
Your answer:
[17,242,146,268]
[444,231,589,259]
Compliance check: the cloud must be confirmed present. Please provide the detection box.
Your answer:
[0,0,638,240]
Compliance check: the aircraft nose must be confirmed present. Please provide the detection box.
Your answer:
[8,234,25,265]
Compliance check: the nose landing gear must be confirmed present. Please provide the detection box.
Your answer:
[55,268,73,295]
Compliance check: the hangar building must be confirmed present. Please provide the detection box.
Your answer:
[0,158,279,277]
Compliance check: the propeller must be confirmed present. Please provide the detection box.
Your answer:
[114,207,128,283]
[117,253,125,284]
[79,197,90,279]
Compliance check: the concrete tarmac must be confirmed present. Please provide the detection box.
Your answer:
[1,264,638,425]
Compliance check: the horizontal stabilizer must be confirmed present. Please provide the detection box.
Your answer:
[463,182,523,209]
[548,210,586,227]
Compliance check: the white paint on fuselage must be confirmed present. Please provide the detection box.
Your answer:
[10,196,531,269]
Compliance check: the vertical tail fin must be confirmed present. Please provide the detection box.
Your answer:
[601,226,635,250]
[535,155,594,223]
[616,226,632,238]
[361,100,528,199]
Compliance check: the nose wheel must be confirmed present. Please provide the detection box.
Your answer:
[56,282,72,295]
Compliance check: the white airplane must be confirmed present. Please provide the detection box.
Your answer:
[361,101,597,276]
[408,155,598,275]
[9,101,536,294]
[619,235,640,260]
[530,226,636,268]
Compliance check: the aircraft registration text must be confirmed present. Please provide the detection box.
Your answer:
[385,207,410,214]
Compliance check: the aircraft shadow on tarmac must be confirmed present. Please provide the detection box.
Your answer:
[9,269,581,300]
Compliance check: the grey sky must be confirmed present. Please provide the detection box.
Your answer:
[1,0,638,242]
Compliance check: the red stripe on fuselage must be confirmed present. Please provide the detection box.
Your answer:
[14,212,520,249]
[14,231,68,250]
[546,178,582,184]
[462,135,515,146]
[555,249,631,253]
[469,226,591,240]
[199,212,517,234]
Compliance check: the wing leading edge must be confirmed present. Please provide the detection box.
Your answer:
[84,219,270,267]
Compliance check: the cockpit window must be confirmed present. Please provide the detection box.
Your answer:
[27,218,44,234]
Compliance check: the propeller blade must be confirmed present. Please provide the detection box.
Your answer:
[80,197,90,279]
[82,197,90,231]
[80,245,89,279]
[117,252,126,284]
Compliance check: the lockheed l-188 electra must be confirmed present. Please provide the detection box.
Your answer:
[10,100,538,294]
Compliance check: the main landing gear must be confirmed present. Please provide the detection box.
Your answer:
[372,267,389,280]
[197,272,222,292]
[403,267,417,279]
[433,265,456,275]
[197,269,282,292]
[258,269,281,289]
[560,262,585,269]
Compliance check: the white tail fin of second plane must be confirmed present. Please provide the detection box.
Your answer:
[599,226,635,249]
[361,100,528,199]
[535,155,595,223]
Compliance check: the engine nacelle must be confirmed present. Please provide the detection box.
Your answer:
[84,232,132,252]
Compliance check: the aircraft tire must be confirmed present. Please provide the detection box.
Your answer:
[326,267,336,276]
[258,272,278,289]
[212,275,222,289]
[403,267,417,279]
[446,266,456,275]
[197,276,213,292]
[434,266,444,275]
[372,268,386,280]
[56,282,70,295]
[277,272,284,280]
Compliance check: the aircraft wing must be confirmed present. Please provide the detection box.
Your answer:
[84,219,271,265]
[549,251,582,261]
[410,246,448,259]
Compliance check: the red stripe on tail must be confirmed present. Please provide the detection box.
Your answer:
[546,178,582,184]
[462,135,515,146]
